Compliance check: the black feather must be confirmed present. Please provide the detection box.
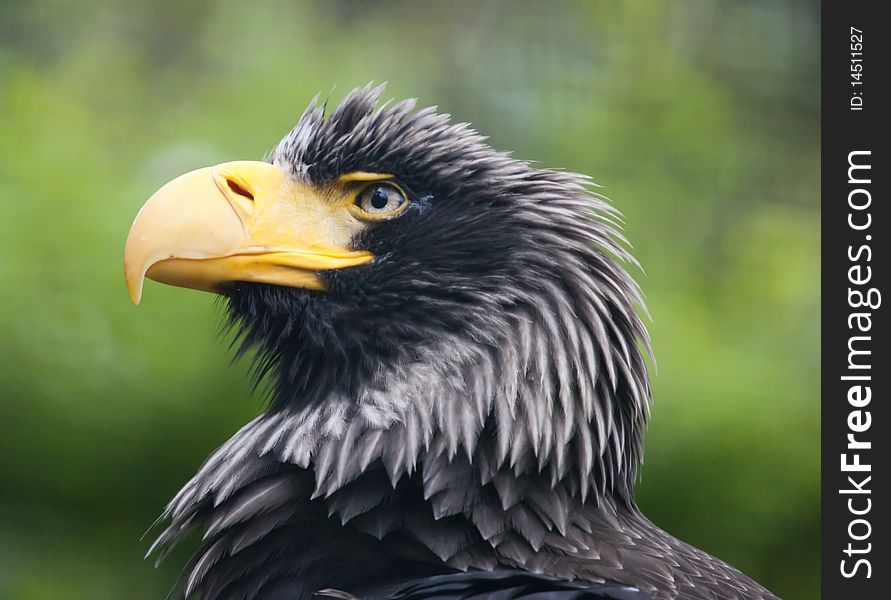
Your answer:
[357,571,651,600]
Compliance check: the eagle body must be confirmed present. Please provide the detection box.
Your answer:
[129,87,779,600]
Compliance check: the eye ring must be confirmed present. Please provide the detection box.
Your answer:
[350,182,409,221]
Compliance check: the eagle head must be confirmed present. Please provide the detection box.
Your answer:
[126,85,649,504]
[125,86,780,600]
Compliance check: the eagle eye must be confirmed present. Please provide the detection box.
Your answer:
[353,183,408,219]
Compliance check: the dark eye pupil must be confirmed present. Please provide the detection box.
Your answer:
[370,187,390,209]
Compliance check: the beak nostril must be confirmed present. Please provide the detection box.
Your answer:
[226,178,254,201]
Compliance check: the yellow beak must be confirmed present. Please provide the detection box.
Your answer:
[124,161,374,304]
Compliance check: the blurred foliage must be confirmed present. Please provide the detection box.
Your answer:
[0,1,819,598]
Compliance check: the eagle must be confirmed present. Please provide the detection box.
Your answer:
[124,86,779,600]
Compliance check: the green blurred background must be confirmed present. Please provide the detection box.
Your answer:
[0,1,819,598]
